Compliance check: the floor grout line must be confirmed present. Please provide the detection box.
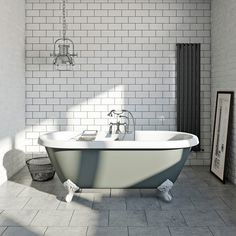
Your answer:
[0,227,7,236]
[85,226,88,236]
[179,208,188,227]
[22,196,32,209]
[143,209,148,226]
[214,209,227,226]
[16,186,26,197]
[167,226,172,236]
[42,226,48,236]
[207,226,216,236]
[29,209,39,226]
[108,209,110,226]
[68,209,75,227]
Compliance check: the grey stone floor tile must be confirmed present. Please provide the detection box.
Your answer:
[45,186,68,197]
[10,178,37,187]
[221,196,236,210]
[191,166,209,171]
[70,209,108,226]
[146,210,186,227]
[87,226,128,236]
[44,227,87,236]
[204,178,226,187]
[23,196,61,210]
[209,226,236,236]
[27,180,68,198]
[0,210,37,226]
[216,210,236,226]
[0,197,30,210]
[169,226,212,236]
[160,198,195,210]
[126,197,160,210]
[197,186,235,199]
[109,210,147,227]
[31,210,73,227]
[18,187,50,198]
[230,187,236,197]
[181,169,198,178]
[191,197,229,210]
[0,227,6,235]
[0,182,25,197]
[171,186,202,198]
[58,194,93,210]
[2,226,46,236]
[128,226,170,236]
[93,197,126,210]
[82,188,111,195]
[140,189,157,197]
[177,177,209,187]
[10,167,31,180]
[1,166,236,235]
[111,189,141,197]
[196,172,220,180]
[181,209,225,227]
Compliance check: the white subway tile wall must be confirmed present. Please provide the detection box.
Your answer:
[25,0,211,165]
[211,0,236,183]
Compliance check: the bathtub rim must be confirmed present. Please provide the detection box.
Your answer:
[38,130,199,150]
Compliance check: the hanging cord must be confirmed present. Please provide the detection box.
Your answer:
[62,0,67,40]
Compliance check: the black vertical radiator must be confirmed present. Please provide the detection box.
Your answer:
[176,43,201,151]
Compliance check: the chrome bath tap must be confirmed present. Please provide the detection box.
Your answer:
[107,109,136,140]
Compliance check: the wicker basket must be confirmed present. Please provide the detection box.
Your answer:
[26,157,55,182]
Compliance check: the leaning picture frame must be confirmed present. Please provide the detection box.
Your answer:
[210,91,233,183]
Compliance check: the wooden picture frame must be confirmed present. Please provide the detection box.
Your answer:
[210,91,233,183]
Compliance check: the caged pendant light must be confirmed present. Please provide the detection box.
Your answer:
[51,0,77,71]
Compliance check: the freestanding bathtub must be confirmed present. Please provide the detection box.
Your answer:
[38,130,199,202]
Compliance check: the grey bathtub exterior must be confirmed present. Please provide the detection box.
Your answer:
[46,147,190,188]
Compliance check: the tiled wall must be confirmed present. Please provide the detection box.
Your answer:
[211,0,236,183]
[0,0,25,184]
[25,0,211,165]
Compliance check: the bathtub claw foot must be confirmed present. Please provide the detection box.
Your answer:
[63,179,79,203]
[157,179,173,202]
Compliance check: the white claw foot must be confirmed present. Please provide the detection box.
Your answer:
[157,179,173,202]
[63,179,79,203]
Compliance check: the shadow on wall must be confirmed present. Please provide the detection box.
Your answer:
[2,136,25,183]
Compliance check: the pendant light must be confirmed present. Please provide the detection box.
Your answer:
[51,0,77,71]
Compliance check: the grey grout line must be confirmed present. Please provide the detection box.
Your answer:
[0,227,7,236]
[189,196,197,209]
[68,209,75,227]
[56,198,61,210]
[167,226,172,236]
[179,209,188,227]
[55,197,62,210]
[29,209,39,225]
[85,226,89,236]
[220,196,231,209]
[16,186,26,197]
[22,196,32,209]
[108,209,110,226]
[214,209,227,226]
[143,210,148,226]
[207,226,216,236]
[91,195,95,210]
[42,226,48,236]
